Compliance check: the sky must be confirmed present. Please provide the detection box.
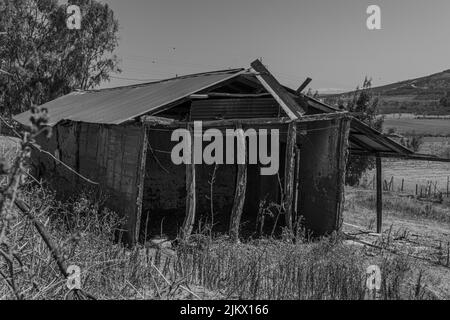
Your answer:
[93,0,450,93]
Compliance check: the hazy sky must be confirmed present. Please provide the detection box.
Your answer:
[96,0,450,92]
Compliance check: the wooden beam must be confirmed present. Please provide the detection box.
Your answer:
[229,123,248,242]
[181,124,196,241]
[142,112,348,128]
[294,146,301,218]
[134,125,149,244]
[335,118,351,230]
[297,77,312,94]
[250,59,305,119]
[350,150,450,163]
[190,92,272,99]
[376,155,383,234]
[284,122,297,232]
[142,116,177,127]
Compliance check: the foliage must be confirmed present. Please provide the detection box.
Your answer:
[399,135,424,153]
[439,91,450,108]
[328,78,384,186]
[0,0,121,115]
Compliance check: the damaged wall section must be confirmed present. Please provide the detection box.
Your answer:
[297,117,350,235]
[33,121,145,244]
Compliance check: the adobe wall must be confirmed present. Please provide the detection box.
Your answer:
[34,121,145,244]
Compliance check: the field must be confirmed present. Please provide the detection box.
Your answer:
[344,188,450,299]
[361,159,450,195]
[383,118,450,136]
[1,135,450,300]
[345,138,450,299]
[360,138,450,194]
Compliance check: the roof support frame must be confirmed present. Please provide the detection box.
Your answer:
[250,60,305,120]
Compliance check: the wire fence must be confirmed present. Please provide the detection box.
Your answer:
[360,174,450,202]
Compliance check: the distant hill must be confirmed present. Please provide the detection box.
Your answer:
[322,69,450,115]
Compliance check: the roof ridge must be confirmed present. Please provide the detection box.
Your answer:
[81,68,245,93]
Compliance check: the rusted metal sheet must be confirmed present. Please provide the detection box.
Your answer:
[191,98,283,120]
[297,117,351,236]
[349,119,413,156]
[13,69,245,127]
[33,122,144,245]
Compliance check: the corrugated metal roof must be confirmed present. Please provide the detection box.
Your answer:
[191,98,283,120]
[11,64,416,160]
[349,118,414,156]
[14,69,245,126]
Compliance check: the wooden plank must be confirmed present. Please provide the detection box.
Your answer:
[335,118,351,230]
[296,77,312,94]
[250,59,305,119]
[142,112,348,128]
[181,124,196,241]
[283,122,297,232]
[350,150,450,163]
[190,93,272,99]
[293,146,301,218]
[134,125,149,243]
[376,155,383,234]
[229,123,248,242]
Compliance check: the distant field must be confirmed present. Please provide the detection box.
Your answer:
[362,159,450,194]
[384,118,450,136]
[360,139,450,194]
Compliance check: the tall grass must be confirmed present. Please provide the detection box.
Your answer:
[0,186,430,300]
[173,237,420,300]
[349,191,450,223]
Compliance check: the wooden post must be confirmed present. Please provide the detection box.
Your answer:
[376,156,383,234]
[229,123,247,242]
[284,122,297,232]
[293,147,301,220]
[401,179,404,192]
[134,125,149,243]
[447,177,449,197]
[181,124,196,241]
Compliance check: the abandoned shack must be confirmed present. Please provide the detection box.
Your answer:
[13,60,435,245]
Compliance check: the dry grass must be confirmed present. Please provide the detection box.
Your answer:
[0,136,20,185]
[344,187,450,299]
[0,135,436,300]
[0,184,430,300]
[347,190,450,224]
